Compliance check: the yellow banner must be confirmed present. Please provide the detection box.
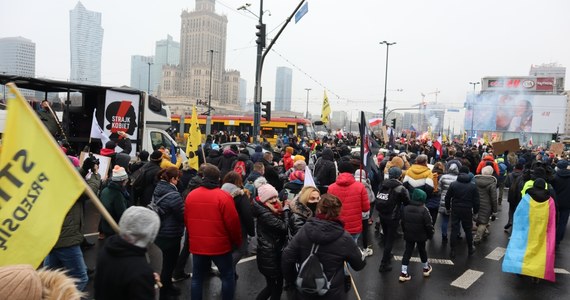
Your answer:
[185,105,201,170]
[0,84,85,267]
[321,90,331,124]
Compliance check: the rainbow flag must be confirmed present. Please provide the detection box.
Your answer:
[502,194,556,282]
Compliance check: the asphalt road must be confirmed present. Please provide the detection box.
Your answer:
[82,191,570,299]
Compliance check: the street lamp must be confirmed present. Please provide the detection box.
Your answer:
[468,81,480,139]
[147,61,153,95]
[206,49,216,135]
[380,41,396,126]
[304,88,311,119]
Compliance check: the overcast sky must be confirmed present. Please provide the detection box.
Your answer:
[2,0,569,127]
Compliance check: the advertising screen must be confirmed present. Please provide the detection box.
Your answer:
[464,93,566,133]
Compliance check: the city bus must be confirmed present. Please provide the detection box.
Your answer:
[171,114,316,145]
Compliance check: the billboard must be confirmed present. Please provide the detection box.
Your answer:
[464,93,566,134]
[483,77,555,92]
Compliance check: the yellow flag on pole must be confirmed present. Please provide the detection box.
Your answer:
[185,105,202,170]
[321,90,331,124]
[0,84,85,267]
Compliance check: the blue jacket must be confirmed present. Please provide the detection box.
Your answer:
[153,180,184,238]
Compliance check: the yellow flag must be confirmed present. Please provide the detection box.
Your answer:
[483,132,489,145]
[185,105,201,170]
[0,84,85,267]
[320,90,331,124]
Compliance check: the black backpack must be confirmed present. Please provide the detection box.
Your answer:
[375,184,400,214]
[296,243,334,296]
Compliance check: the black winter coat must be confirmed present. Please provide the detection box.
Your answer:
[221,183,255,237]
[262,159,283,191]
[206,149,222,166]
[552,168,570,210]
[133,161,161,207]
[281,217,366,300]
[376,178,410,220]
[445,173,480,214]
[314,148,337,186]
[402,201,434,242]
[253,200,287,278]
[153,180,184,238]
[94,235,155,300]
[288,198,313,236]
[218,149,238,179]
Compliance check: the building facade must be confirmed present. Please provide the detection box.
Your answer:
[160,0,240,115]
[130,55,154,92]
[0,36,36,77]
[275,66,292,111]
[69,2,103,85]
[239,78,247,111]
[153,35,180,95]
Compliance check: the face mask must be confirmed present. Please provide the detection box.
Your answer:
[307,203,318,213]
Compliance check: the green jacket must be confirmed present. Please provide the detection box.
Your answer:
[37,109,59,136]
[99,181,128,236]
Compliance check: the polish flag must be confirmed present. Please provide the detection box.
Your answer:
[433,134,443,158]
[369,118,382,126]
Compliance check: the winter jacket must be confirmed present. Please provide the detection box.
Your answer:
[438,165,459,214]
[402,200,434,242]
[252,200,287,279]
[262,158,283,191]
[402,164,435,198]
[94,235,155,300]
[221,183,255,237]
[552,168,570,210]
[206,149,222,166]
[327,173,370,234]
[99,181,129,236]
[474,175,498,224]
[153,180,184,238]
[218,149,238,179]
[314,148,337,186]
[251,145,264,163]
[132,160,161,207]
[505,168,523,189]
[376,178,409,220]
[476,155,500,175]
[283,152,294,171]
[185,186,242,255]
[445,173,480,214]
[281,217,366,300]
[231,152,253,178]
[288,197,313,236]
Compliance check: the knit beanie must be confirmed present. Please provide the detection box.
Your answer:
[257,183,278,203]
[150,150,163,161]
[0,265,42,300]
[111,165,128,181]
[557,160,568,170]
[293,159,307,170]
[481,165,494,176]
[411,189,427,203]
[105,140,116,149]
[338,161,354,174]
[119,206,161,248]
[388,166,402,179]
[390,156,405,169]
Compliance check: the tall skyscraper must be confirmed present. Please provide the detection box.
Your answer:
[239,78,247,111]
[160,0,240,115]
[153,35,179,95]
[0,36,36,77]
[70,2,103,85]
[130,55,154,92]
[275,67,292,111]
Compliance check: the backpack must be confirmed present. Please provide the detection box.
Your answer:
[375,184,399,214]
[147,191,178,216]
[234,160,246,177]
[296,243,334,296]
[498,162,507,178]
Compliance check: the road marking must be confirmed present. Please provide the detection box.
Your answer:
[238,255,257,264]
[84,232,99,237]
[555,268,570,274]
[485,247,506,261]
[451,269,484,289]
[393,256,454,265]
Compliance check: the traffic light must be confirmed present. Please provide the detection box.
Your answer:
[262,101,271,122]
[391,118,396,128]
[256,23,266,48]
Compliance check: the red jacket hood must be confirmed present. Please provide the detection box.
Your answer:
[335,172,356,186]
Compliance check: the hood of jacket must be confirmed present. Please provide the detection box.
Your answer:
[456,173,472,183]
[528,187,550,203]
[447,163,460,175]
[283,152,292,159]
[104,235,147,258]
[382,178,402,189]
[223,149,237,157]
[475,174,497,187]
[221,183,244,197]
[208,149,221,158]
[482,155,494,162]
[556,168,570,178]
[335,172,356,187]
[303,217,345,245]
[321,148,334,161]
[406,164,432,180]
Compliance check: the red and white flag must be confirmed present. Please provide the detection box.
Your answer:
[433,133,443,157]
[528,136,534,147]
[368,118,382,127]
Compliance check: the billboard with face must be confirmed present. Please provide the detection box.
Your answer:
[464,93,566,134]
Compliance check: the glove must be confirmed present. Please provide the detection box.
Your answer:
[81,156,95,172]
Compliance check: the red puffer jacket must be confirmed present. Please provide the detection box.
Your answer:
[185,187,242,255]
[327,173,370,234]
